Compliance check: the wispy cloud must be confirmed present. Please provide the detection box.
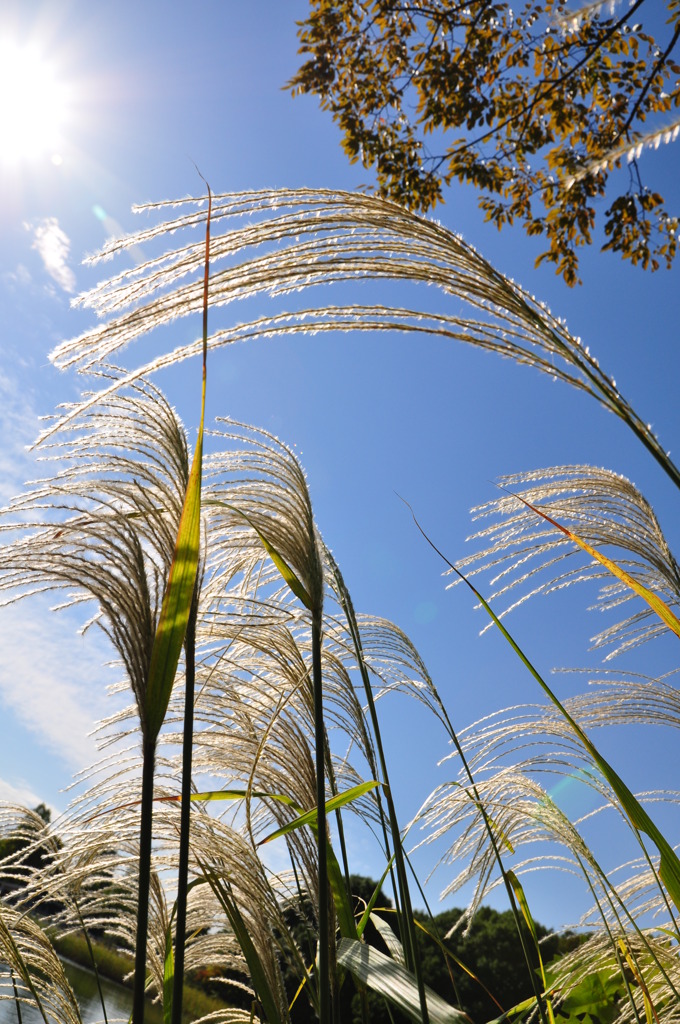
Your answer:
[0,601,118,774]
[29,216,76,293]
[1,263,32,290]
[0,368,42,505]
[0,776,43,809]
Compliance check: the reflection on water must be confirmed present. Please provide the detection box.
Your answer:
[0,960,163,1024]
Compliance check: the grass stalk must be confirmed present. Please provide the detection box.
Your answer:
[11,971,23,1024]
[170,592,198,1024]
[132,737,157,1024]
[312,611,331,1024]
[73,897,109,1024]
[325,548,430,1024]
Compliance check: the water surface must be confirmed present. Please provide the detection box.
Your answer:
[0,960,163,1024]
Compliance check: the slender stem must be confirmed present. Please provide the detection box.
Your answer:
[171,595,198,1024]
[132,736,157,1024]
[74,897,108,1024]
[326,550,429,1024]
[312,612,330,1024]
[11,971,22,1024]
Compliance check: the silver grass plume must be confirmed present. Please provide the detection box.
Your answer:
[202,420,324,617]
[562,669,680,731]
[0,903,82,1024]
[0,377,190,735]
[453,465,680,659]
[42,189,680,492]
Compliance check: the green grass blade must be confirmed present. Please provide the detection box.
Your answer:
[144,428,203,741]
[196,857,285,1024]
[325,837,357,940]
[257,782,379,845]
[178,786,359,939]
[163,920,174,1024]
[337,938,469,1024]
[160,788,297,806]
[144,188,211,742]
[514,494,680,640]
[204,499,312,609]
[356,857,395,939]
[419,517,680,918]
[506,871,555,1024]
[369,914,406,966]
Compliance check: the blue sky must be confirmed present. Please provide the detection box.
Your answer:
[0,0,679,930]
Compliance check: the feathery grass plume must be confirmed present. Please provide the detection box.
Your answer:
[189,808,293,1023]
[36,181,680,1016]
[546,928,680,1023]
[0,379,194,1019]
[39,752,258,1015]
[563,668,680,731]
[159,421,452,1020]
[198,418,335,1020]
[17,406,436,1022]
[0,378,189,725]
[417,758,680,1018]
[202,420,324,615]
[452,465,680,659]
[0,902,83,1024]
[43,189,680,494]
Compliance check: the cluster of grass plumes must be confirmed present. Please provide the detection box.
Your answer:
[1,188,680,1024]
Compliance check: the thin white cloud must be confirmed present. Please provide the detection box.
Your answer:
[0,367,42,504]
[0,776,42,809]
[1,263,32,290]
[30,216,76,293]
[0,600,118,774]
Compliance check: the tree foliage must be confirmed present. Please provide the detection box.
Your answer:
[413,906,582,1022]
[289,0,680,284]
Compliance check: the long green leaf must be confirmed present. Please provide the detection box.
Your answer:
[369,913,406,966]
[337,938,469,1024]
[356,858,395,939]
[204,499,312,609]
[160,788,297,806]
[182,786,360,940]
[197,858,285,1024]
[144,424,204,742]
[427,529,680,916]
[254,782,372,941]
[506,871,555,1024]
[163,920,174,1024]
[325,838,357,941]
[144,189,211,742]
[257,781,380,845]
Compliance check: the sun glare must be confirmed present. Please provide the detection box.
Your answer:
[0,39,69,165]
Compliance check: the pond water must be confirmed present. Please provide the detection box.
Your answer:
[0,960,163,1024]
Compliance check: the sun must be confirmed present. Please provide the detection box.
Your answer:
[0,39,69,165]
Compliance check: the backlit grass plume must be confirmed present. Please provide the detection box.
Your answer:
[453,465,680,658]
[0,378,194,1023]
[42,188,680,495]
